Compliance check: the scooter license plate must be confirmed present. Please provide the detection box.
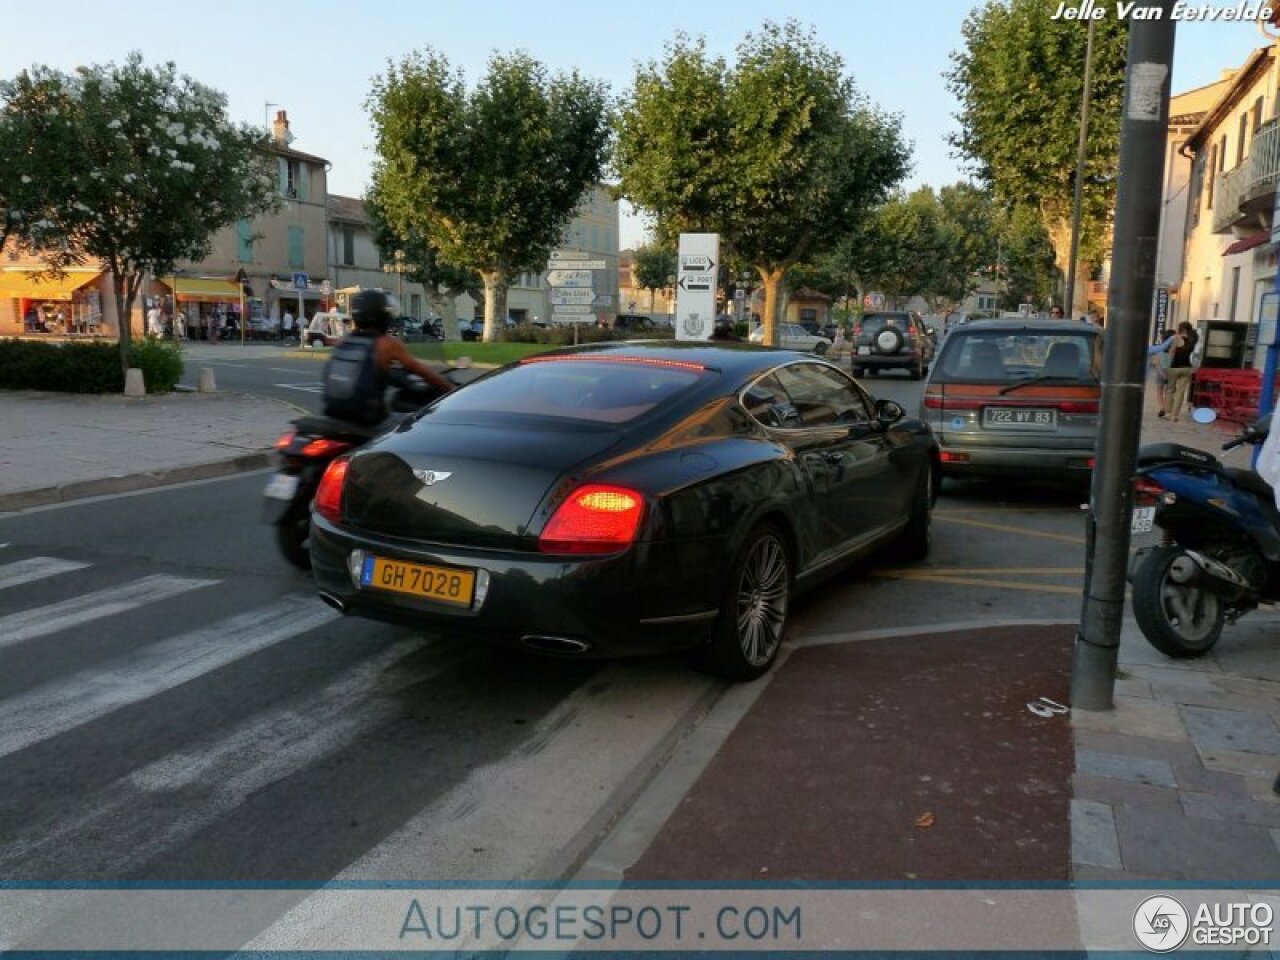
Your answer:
[858,346,871,356]
[1131,506,1156,534]
[264,473,299,501]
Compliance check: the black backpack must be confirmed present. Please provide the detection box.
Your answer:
[323,334,384,424]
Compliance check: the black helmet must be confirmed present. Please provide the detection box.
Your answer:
[351,289,396,333]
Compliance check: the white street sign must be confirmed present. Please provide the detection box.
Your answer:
[550,304,593,314]
[547,269,594,288]
[550,250,590,261]
[551,287,596,305]
[552,310,595,324]
[676,233,719,341]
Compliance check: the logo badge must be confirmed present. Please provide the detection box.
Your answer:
[1133,895,1190,953]
[413,469,452,487]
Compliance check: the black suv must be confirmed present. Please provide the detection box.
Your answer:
[851,311,935,380]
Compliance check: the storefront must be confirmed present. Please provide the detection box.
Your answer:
[161,277,246,340]
[0,269,105,336]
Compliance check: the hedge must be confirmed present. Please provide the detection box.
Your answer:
[0,338,185,394]
[499,323,675,345]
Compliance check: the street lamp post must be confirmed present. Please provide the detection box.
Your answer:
[1065,18,1097,320]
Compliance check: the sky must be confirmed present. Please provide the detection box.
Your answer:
[2,0,1268,248]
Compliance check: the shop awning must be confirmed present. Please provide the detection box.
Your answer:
[1222,233,1269,257]
[166,277,243,302]
[0,270,100,300]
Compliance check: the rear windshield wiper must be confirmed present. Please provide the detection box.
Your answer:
[998,375,1071,396]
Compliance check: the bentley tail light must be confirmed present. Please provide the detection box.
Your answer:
[539,484,645,555]
[314,457,351,523]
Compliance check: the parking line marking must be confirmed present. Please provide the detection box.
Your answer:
[933,514,1086,544]
[874,571,1082,595]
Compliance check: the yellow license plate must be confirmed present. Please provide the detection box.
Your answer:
[360,556,476,607]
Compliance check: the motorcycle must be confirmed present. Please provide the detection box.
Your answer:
[1128,410,1280,658]
[262,369,461,569]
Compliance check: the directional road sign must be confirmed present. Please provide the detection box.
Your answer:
[551,287,596,305]
[552,310,596,324]
[676,233,719,341]
[550,304,593,314]
[547,269,594,288]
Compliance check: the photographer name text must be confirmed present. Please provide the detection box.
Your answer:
[1053,1,1272,19]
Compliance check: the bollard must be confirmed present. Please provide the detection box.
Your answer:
[124,368,146,397]
[197,367,217,393]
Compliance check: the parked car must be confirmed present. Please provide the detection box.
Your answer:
[850,312,935,379]
[919,318,1102,483]
[309,343,938,680]
[748,323,832,353]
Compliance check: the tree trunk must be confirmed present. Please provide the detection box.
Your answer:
[113,272,134,386]
[481,271,508,344]
[1049,217,1089,316]
[759,267,785,347]
[424,288,459,340]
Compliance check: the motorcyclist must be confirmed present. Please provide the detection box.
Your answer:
[323,289,456,426]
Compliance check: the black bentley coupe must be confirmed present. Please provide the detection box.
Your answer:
[310,342,938,680]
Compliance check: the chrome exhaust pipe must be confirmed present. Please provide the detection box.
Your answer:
[318,592,347,615]
[521,634,592,655]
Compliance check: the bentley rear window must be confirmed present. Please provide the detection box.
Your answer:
[430,358,708,424]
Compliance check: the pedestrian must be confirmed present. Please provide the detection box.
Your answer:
[1049,305,1065,320]
[1087,308,1104,328]
[281,308,295,345]
[209,307,224,344]
[174,307,187,341]
[1148,329,1175,413]
[1161,322,1198,422]
[146,303,164,338]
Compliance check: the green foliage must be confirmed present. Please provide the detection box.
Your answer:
[0,337,182,392]
[498,323,671,346]
[367,49,611,341]
[947,0,1127,266]
[998,204,1058,308]
[0,53,280,382]
[365,183,481,303]
[631,244,677,294]
[128,337,184,392]
[615,21,910,343]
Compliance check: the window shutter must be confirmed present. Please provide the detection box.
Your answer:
[236,219,254,262]
[288,226,304,269]
[278,157,289,196]
[296,162,309,201]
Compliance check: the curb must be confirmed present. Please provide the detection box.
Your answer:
[0,451,274,513]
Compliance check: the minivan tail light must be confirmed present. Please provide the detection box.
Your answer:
[1057,400,1100,414]
[314,457,351,524]
[539,484,645,555]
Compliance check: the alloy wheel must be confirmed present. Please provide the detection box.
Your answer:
[735,534,789,667]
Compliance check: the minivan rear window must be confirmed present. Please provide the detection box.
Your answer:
[932,329,1100,384]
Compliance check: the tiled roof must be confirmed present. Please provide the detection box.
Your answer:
[327,195,369,224]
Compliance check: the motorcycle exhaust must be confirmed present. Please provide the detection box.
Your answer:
[1169,551,1255,604]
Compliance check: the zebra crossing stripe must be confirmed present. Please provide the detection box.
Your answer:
[0,596,337,759]
[0,575,218,649]
[0,557,91,590]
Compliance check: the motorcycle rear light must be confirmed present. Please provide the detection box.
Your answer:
[300,437,353,458]
[1132,476,1164,506]
[274,431,295,451]
[314,456,351,524]
[539,484,645,555]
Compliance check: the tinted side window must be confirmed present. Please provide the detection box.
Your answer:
[741,373,800,429]
[773,363,872,426]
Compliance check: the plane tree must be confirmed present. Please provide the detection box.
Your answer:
[615,21,909,345]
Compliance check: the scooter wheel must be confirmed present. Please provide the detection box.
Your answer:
[1131,546,1224,658]
[275,501,312,570]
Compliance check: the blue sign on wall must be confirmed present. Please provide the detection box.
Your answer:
[291,272,309,291]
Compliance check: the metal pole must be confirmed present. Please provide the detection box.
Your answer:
[1065,18,1097,321]
[1072,7,1177,712]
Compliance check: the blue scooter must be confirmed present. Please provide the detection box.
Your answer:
[1129,411,1279,658]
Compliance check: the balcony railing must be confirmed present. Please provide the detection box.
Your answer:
[1214,116,1280,234]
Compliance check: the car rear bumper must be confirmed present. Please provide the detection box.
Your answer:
[309,517,721,657]
[936,442,1095,478]
[852,352,923,368]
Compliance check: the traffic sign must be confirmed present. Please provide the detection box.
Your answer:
[552,310,595,324]
[551,287,595,305]
[547,269,594,288]
[676,233,719,342]
[550,250,590,261]
[292,272,309,290]
[550,304,593,314]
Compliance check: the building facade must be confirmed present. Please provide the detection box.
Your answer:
[1168,46,1279,369]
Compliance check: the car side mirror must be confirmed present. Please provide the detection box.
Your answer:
[875,398,905,426]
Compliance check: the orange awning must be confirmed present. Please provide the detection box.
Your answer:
[0,270,100,301]
[164,277,243,302]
